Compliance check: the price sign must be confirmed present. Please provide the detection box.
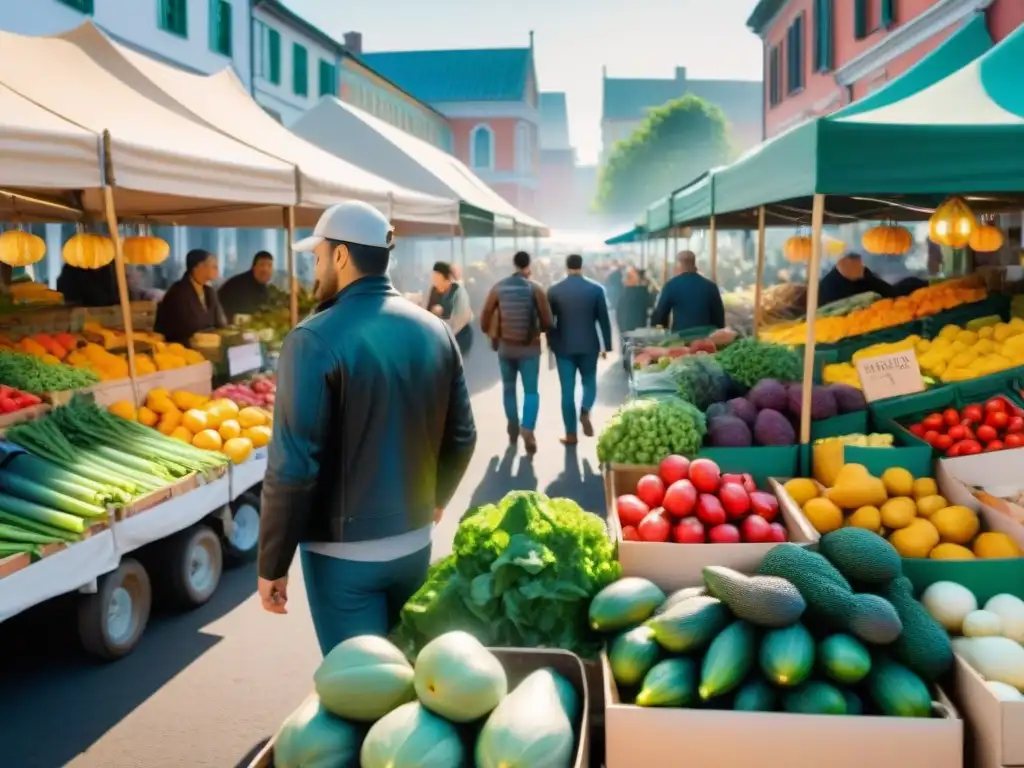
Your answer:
[855,349,925,402]
[227,342,263,378]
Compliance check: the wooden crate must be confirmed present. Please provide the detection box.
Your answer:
[0,403,51,431]
[0,305,75,338]
[71,302,158,332]
[0,552,30,579]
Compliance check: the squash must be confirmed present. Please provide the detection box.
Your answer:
[783,235,812,263]
[861,225,913,256]
[123,235,170,265]
[63,233,115,269]
[414,631,508,722]
[969,223,1004,253]
[274,694,361,768]
[985,594,1024,642]
[314,635,415,722]
[475,669,578,768]
[824,464,887,509]
[952,636,1024,691]
[929,197,976,248]
[0,230,46,266]
[360,701,464,768]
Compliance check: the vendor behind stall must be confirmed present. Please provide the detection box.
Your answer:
[218,250,273,321]
[818,253,896,306]
[650,251,725,333]
[154,249,227,343]
[57,263,119,307]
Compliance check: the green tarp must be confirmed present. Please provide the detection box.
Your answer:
[605,226,643,245]
[646,195,672,232]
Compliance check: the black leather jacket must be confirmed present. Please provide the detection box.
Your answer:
[258,276,477,580]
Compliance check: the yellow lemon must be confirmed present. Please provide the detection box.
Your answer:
[912,478,938,500]
[169,426,194,443]
[182,408,209,434]
[890,519,940,558]
[192,429,223,451]
[784,478,819,507]
[846,505,881,532]
[880,497,916,530]
[881,467,914,497]
[803,497,844,534]
[137,405,159,427]
[243,425,271,448]
[218,419,242,441]
[916,494,948,518]
[972,532,1023,559]
[929,543,976,560]
[108,400,137,421]
[222,437,253,464]
[930,505,980,545]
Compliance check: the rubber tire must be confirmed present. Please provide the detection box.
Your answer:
[77,558,152,661]
[151,523,224,610]
[223,490,261,568]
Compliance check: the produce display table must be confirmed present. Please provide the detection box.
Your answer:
[112,475,231,555]
[230,448,267,502]
[0,529,118,622]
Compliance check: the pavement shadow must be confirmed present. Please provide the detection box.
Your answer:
[462,341,502,396]
[596,360,630,406]
[467,447,538,510]
[542,445,606,516]
[0,564,256,767]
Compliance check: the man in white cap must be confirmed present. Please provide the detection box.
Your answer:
[256,201,477,654]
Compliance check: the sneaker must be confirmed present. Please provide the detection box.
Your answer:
[507,420,520,444]
[580,410,594,437]
[521,428,537,454]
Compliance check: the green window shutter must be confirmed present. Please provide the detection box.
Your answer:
[208,0,232,57]
[319,60,336,97]
[57,0,93,13]
[159,0,188,38]
[293,44,308,96]
[854,0,868,39]
[881,0,895,28]
[268,29,281,84]
[814,0,834,72]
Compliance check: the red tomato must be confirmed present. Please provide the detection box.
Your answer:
[984,440,1005,452]
[923,430,941,446]
[662,479,698,518]
[1005,433,1024,449]
[959,440,983,456]
[622,525,640,541]
[962,425,976,441]
[947,442,963,457]
[976,424,998,444]
[985,398,1007,414]
[1008,416,1024,434]
[942,408,960,426]
[961,404,984,424]
[637,510,671,542]
[947,425,966,441]
[635,474,666,509]
[986,411,1009,430]
[616,495,650,527]
[934,434,953,451]
[922,413,944,430]
[909,423,926,438]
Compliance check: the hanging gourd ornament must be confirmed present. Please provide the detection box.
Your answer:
[783,235,812,263]
[968,221,1004,253]
[824,236,846,258]
[123,235,170,265]
[928,197,976,248]
[63,233,115,269]
[861,224,913,255]
[0,230,46,267]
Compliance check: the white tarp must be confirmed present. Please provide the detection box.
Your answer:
[0,28,297,223]
[60,23,457,229]
[292,97,548,235]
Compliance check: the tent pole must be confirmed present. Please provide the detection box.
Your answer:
[460,230,466,268]
[799,194,826,445]
[754,206,766,339]
[101,185,139,408]
[661,233,669,286]
[709,216,718,283]
[285,206,297,327]
[450,225,456,261]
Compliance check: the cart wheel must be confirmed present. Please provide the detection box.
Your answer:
[77,558,152,661]
[152,524,224,609]
[223,490,261,568]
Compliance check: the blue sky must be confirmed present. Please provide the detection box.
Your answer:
[288,0,764,164]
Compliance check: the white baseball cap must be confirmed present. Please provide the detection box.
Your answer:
[292,200,395,253]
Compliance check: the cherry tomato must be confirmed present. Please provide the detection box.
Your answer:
[923,430,941,446]
[942,408,960,427]
[947,425,966,441]
[976,424,998,444]
[986,411,1009,430]
[961,404,984,424]
[962,425,976,441]
[1005,433,1024,449]
[1008,416,1024,434]
[960,439,983,455]
[934,434,954,451]
[909,423,926,437]
[947,442,963,457]
[984,440,1005,452]
[985,398,1007,414]
[922,413,945,430]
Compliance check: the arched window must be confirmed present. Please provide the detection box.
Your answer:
[515,122,532,174]
[470,124,494,170]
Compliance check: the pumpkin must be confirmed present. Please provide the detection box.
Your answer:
[123,235,170,265]
[63,233,115,269]
[969,223,1004,253]
[0,230,46,267]
[783,235,812,263]
[929,197,976,248]
[861,225,913,255]
[824,236,846,258]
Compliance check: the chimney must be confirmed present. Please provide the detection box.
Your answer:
[343,31,362,55]
[529,30,534,48]
[675,66,687,83]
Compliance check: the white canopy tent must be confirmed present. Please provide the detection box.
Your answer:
[59,23,458,233]
[292,97,547,236]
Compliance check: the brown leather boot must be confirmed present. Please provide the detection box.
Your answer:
[507,420,520,444]
[560,434,578,446]
[521,428,537,454]
[580,410,594,437]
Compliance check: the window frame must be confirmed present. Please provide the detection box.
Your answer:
[292,42,309,97]
[208,0,232,57]
[470,124,495,171]
[57,0,93,13]
[158,0,188,39]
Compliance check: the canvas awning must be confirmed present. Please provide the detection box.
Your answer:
[291,97,546,236]
[605,226,642,245]
[57,23,457,232]
[0,28,299,226]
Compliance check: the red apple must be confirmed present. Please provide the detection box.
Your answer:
[637,510,671,542]
[662,479,698,518]
[636,474,666,508]
[689,458,721,494]
[718,483,751,519]
[741,514,772,543]
[749,491,780,522]
[616,494,650,527]
[740,473,758,494]
[659,454,691,485]
[696,493,727,527]
[672,516,705,544]
[767,522,788,542]
[708,523,741,544]
[622,525,640,541]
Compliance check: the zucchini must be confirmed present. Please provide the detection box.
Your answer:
[646,595,730,653]
[608,625,661,688]
[866,657,932,718]
[589,577,665,632]
[699,620,756,700]
[759,623,815,687]
[733,676,778,712]
[818,634,872,684]
[635,658,696,707]
[783,681,848,715]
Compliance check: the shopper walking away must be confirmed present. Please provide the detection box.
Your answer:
[429,261,474,356]
[257,201,477,654]
[218,250,274,321]
[650,251,725,333]
[547,254,613,445]
[479,251,552,454]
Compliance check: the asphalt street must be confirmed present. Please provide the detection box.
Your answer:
[0,342,628,768]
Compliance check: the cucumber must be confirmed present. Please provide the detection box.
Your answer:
[818,527,902,587]
[842,688,864,715]
[635,658,696,707]
[759,623,814,688]
[702,566,806,628]
[646,596,731,653]
[653,586,707,616]
[733,677,778,712]
[590,577,666,632]
[783,681,847,715]
[818,634,871,684]
[699,620,755,701]
[866,657,932,718]
[608,625,661,687]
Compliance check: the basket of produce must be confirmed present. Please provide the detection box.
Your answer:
[250,637,589,768]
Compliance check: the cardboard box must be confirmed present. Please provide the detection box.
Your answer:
[952,655,1024,768]
[603,653,963,768]
[605,464,817,591]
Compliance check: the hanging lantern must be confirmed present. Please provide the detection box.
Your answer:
[861,224,913,255]
[928,197,976,248]
[63,233,115,269]
[783,235,812,263]
[0,230,46,267]
[123,235,170,265]
[968,220,1004,253]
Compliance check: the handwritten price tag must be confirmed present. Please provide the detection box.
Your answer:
[855,349,925,402]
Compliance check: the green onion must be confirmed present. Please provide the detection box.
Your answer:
[0,492,86,533]
[0,510,80,542]
[0,470,107,518]
[11,453,112,496]
[0,521,62,545]
[0,541,37,557]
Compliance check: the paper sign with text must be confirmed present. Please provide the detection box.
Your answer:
[227,342,263,378]
[855,349,925,402]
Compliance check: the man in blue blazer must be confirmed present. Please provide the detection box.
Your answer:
[547,254,614,445]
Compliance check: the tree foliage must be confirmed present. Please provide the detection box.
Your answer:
[595,95,732,216]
